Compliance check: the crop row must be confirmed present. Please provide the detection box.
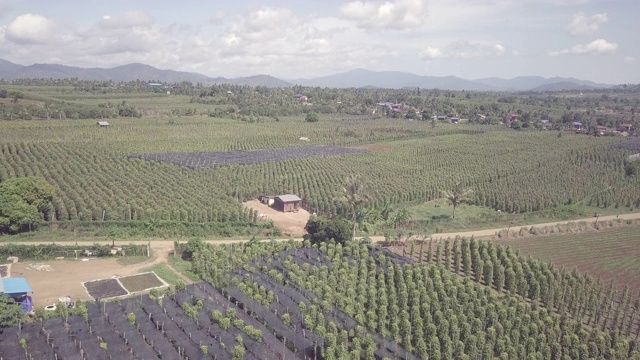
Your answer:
[0,118,638,235]
[190,239,640,359]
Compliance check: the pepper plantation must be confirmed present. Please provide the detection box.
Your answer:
[5,239,640,359]
[0,114,638,237]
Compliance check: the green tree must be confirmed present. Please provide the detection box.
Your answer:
[0,195,42,233]
[0,177,55,213]
[442,184,474,219]
[0,295,24,327]
[305,112,319,122]
[303,216,351,246]
[337,175,370,239]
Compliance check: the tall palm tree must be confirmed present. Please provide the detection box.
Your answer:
[442,185,473,219]
[338,175,370,240]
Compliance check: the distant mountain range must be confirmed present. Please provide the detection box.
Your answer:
[0,58,613,91]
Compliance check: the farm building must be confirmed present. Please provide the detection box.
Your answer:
[0,278,33,313]
[97,121,109,127]
[619,124,633,132]
[273,194,302,212]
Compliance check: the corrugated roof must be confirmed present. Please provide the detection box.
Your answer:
[276,194,301,202]
[1,278,32,295]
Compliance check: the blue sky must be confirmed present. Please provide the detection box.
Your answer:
[0,0,638,83]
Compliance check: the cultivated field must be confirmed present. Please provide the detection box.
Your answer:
[0,83,638,238]
[83,272,167,300]
[130,146,367,169]
[3,238,640,359]
[494,226,640,289]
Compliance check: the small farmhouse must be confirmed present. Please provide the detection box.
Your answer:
[619,124,633,132]
[97,121,109,127]
[273,194,302,212]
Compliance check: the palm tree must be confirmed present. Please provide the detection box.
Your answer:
[442,185,473,219]
[338,175,370,240]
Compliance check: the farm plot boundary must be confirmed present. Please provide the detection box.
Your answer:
[82,271,168,301]
[129,146,368,169]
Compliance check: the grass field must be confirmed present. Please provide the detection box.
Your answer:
[142,263,183,285]
[496,226,640,289]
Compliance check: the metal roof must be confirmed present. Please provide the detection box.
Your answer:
[276,194,302,202]
[1,278,33,295]
[97,121,110,126]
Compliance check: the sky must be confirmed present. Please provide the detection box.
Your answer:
[0,0,638,84]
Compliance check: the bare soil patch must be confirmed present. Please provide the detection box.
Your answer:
[244,200,310,237]
[83,278,127,300]
[10,255,159,307]
[118,272,165,292]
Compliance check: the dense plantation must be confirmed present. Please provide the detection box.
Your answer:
[492,226,640,290]
[0,83,638,237]
[4,239,640,359]
[0,116,638,237]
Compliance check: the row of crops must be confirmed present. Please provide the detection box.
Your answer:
[393,237,640,337]
[3,239,639,359]
[0,117,638,236]
[190,239,640,359]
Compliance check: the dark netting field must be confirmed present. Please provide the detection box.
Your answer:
[610,139,640,150]
[128,146,368,169]
[0,283,297,360]
[118,272,165,293]
[83,278,128,300]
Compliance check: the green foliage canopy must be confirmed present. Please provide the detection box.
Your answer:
[305,112,319,122]
[0,176,55,233]
[303,215,351,246]
[0,295,24,327]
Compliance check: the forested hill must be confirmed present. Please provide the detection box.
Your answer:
[0,58,614,91]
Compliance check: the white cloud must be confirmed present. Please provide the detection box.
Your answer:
[98,11,153,29]
[548,39,618,56]
[420,46,444,59]
[420,40,506,60]
[5,13,55,44]
[565,12,608,35]
[624,56,637,65]
[339,0,426,30]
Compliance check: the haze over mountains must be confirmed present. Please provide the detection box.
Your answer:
[0,58,612,92]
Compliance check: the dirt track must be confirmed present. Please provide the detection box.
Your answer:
[3,212,639,307]
[5,212,639,248]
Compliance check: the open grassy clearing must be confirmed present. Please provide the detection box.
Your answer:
[141,263,183,285]
[400,199,637,235]
[495,225,640,289]
[167,254,202,282]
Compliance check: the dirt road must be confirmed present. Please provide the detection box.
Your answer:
[5,212,639,248]
[3,212,639,306]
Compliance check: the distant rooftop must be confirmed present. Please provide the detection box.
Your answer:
[277,194,302,202]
